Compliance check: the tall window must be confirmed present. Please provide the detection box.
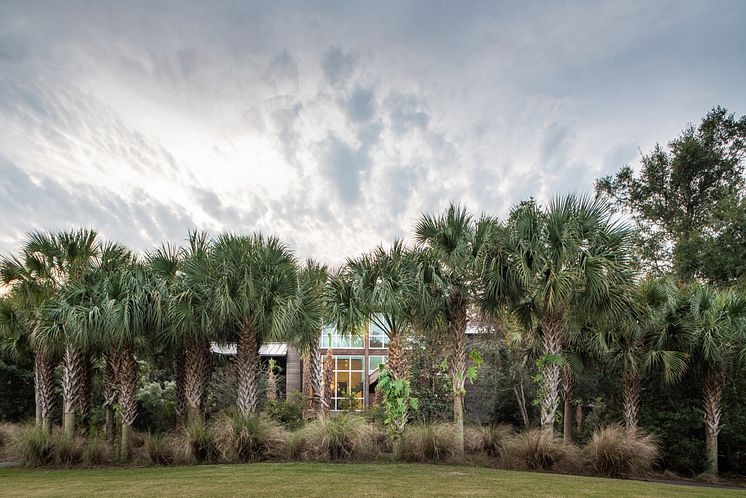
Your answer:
[330,355,364,411]
[368,317,390,349]
[320,324,364,349]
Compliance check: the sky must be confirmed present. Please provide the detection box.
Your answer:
[1,1,745,265]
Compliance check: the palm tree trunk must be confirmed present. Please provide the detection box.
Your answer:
[622,368,640,431]
[387,330,409,381]
[117,345,138,462]
[34,366,41,428]
[540,311,565,435]
[103,350,119,445]
[562,364,574,443]
[184,339,211,423]
[76,355,92,435]
[236,321,261,416]
[174,349,187,427]
[302,352,313,418]
[703,370,724,475]
[449,293,467,460]
[321,346,334,417]
[62,343,85,441]
[35,351,56,435]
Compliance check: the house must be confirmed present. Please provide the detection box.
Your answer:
[211,318,389,411]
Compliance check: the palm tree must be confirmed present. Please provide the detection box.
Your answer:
[209,233,299,416]
[157,233,215,424]
[597,278,689,431]
[414,203,495,457]
[686,284,746,475]
[482,195,635,435]
[347,240,418,382]
[293,260,328,418]
[0,231,62,434]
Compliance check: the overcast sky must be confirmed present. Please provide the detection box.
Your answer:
[1,1,744,264]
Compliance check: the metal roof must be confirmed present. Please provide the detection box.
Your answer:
[211,342,288,357]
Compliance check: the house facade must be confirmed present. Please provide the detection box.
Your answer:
[212,318,389,411]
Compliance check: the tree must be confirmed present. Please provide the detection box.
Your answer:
[686,284,746,475]
[414,203,494,458]
[157,233,214,425]
[598,278,688,430]
[209,234,299,416]
[0,231,64,434]
[483,195,635,435]
[597,106,746,283]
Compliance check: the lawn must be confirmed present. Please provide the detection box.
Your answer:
[0,463,742,497]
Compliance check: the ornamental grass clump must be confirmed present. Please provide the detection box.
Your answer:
[501,429,581,472]
[464,424,514,457]
[210,412,288,463]
[288,414,378,461]
[399,424,459,463]
[0,422,19,459]
[584,424,659,477]
[12,425,83,467]
[81,437,114,467]
[141,432,176,466]
[173,420,218,464]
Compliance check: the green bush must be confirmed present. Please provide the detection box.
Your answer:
[210,412,288,463]
[464,424,514,456]
[399,424,458,463]
[584,424,659,477]
[288,414,378,461]
[501,429,581,472]
[264,392,305,430]
[135,381,176,433]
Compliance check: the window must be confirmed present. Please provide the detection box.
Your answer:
[368,318,390,349]
[368,355,387,373]
[330,355,364,411]
[320,324,364,349]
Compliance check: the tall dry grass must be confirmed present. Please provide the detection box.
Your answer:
[584,424,659,477]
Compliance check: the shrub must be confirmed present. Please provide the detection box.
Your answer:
[501,429,581,472]
[584,424,659,477]
[141,432,176,466]
[264,392,305,430]
[289,414,377,461]
[0,422,19,458]
[11,425,83,467]
[136,381,176,433]
[173,420,218,464]
[399,424,459,463]
[464,424,514,457]
[81,437,114,467]
[210,412,288,463]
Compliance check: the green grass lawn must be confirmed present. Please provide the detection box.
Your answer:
[0,463,742,497]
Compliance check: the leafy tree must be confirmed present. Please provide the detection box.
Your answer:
[483,195,635,435]
[596,106,746,283]
[414,203,494,457]
[375,364,418,454]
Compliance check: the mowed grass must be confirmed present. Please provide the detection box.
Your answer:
[0,463,742,498]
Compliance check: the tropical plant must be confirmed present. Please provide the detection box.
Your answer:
[375,364,418,454]
[208,234,299,416]
[414,203,495,458]
[482,195,635,435]
[685,284,746,475]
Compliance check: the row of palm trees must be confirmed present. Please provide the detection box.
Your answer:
[1,194,744,474]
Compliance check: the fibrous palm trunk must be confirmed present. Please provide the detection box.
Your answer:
[310,337,323,416]
[103,351,119,446]
[184,339,211,423]
[302,352,313,418]
[387,330,409,382]
[35,351,56,435]
[540,311,565,435]
[236,321,261,416]
[622,367,640,431]
[62,343,86,441]
[117,345,138,462]
[703,369,724,475]
[321,347,334,417]
[76,355,92,435]
[449,293,467,460]
[174,349,186,427]
[562,364,574,443]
